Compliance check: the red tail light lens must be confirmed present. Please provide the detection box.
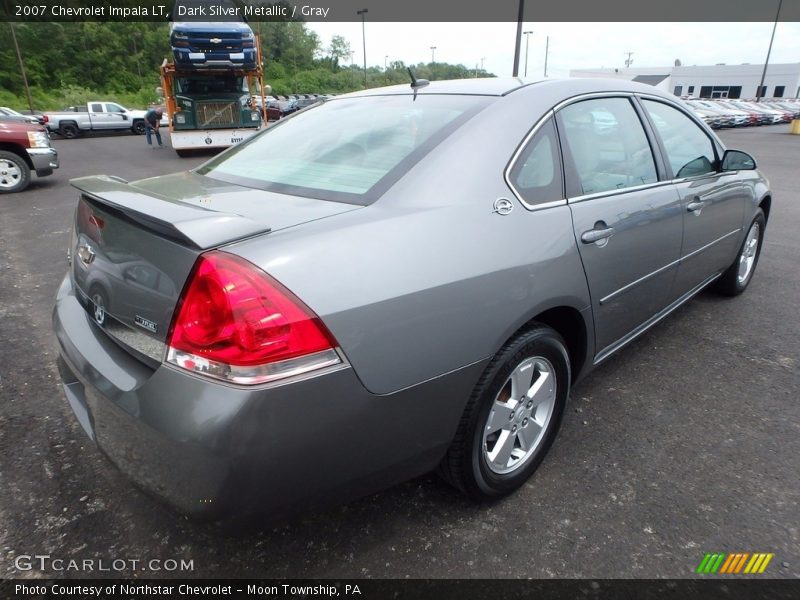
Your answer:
[166,251,341,384]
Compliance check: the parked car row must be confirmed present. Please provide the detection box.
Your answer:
[685,97,800,129]
[255,94,329,121]
[0,106,46,125]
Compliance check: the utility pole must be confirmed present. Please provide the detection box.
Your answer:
[357,8,368,89]
[624,52,634,69]
[757,0,783,101]
[523,31,533,77]
[544,36,549,77]
[9,23,34,114]
[430,46,437,63]
[512,0,524,76]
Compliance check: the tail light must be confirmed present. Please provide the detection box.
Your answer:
[166,251,341,385]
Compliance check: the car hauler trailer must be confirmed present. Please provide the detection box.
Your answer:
[159,40,267,157]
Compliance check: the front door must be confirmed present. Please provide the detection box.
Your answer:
[639,99,746,294]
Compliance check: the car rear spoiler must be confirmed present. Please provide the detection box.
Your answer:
[70,175,270,250]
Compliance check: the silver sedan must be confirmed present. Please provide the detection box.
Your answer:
[53,77,770,518]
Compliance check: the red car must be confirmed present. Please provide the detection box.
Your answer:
[0,120,59,193]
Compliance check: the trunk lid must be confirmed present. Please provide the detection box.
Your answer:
[69,173,359,347]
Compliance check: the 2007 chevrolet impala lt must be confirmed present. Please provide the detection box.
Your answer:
[53,78,770,518]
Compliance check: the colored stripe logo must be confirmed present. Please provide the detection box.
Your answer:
[696,552,774,574]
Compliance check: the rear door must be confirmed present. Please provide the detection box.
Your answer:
[87,102,115,130]
[639,98,746,295]
[558,96,684,360]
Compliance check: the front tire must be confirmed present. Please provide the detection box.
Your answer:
[440,325,570,500]
[0,151,31,193]
[132,120,146,135]
[714,209,765,296]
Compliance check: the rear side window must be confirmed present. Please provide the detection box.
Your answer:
[508,117,563,206]
[557,97,657,196]
[90,103,102,112]
[198,95,491,205]
[642,99,717,179]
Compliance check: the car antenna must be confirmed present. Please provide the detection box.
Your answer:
[407,67,429,101]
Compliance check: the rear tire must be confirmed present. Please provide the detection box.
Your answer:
[0,150,31,193]
[713,209,765,296]
[439,325,570,500]
[59,122,80,139]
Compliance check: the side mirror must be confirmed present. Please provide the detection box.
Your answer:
[722,149,757,171]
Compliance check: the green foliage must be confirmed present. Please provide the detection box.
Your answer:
[0,21,495,111]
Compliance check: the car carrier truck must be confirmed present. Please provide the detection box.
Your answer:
[159,38,267,157]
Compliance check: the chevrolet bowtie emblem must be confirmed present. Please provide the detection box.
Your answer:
[209,38,222,43]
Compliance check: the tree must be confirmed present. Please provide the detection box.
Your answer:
[327,35,351,71]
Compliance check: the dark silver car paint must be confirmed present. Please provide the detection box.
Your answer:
[53,78,770,517]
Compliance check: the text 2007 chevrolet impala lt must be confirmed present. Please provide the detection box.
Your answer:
[53,78,770,518]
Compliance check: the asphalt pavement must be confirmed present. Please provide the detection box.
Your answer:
[0,126,798,579]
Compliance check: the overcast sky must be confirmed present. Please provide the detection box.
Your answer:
[308,22,800,79]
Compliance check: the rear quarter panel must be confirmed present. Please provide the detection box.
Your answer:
[227,88,594,395]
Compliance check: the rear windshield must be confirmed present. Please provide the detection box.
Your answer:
[197,94,491,204]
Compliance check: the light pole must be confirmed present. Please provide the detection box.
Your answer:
[512,0,525,76]
[544,36,549,77]
[523,30,533,77]
[357,8,368,89]
[430,46,437,63]
[624,52,634,69]
[757,0,783,101]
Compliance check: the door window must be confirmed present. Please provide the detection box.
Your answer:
[90,103,103,112]
[642,99,717,179]
[557,97,657,196]
[508,117,563,206]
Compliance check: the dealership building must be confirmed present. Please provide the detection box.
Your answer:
[570,63,800,99]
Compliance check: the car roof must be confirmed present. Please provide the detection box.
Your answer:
[338,77,679,101]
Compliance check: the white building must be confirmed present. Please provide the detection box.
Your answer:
[570,63,800,99]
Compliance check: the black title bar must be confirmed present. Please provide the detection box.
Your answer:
[1,0,800,22]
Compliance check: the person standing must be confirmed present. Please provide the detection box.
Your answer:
[144,107,164,148]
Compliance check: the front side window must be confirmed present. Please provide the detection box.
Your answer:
[557,97,657,196]
[642,99,717,179]
[106,104,126,113]
[508,117,563,206]
[198,95,491,204]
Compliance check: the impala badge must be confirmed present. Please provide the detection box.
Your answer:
[493,198,514,216]
[135,315,158,334]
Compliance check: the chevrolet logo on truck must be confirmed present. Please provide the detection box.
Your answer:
[209,38,222,44]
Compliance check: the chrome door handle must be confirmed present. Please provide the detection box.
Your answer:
[686,199,705,212]
[581,227,615,244]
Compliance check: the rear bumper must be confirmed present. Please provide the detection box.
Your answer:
[53,274,482,518]
[27,147,59,177]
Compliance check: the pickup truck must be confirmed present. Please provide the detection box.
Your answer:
[0,120,59,193]
[44,102,166,139]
